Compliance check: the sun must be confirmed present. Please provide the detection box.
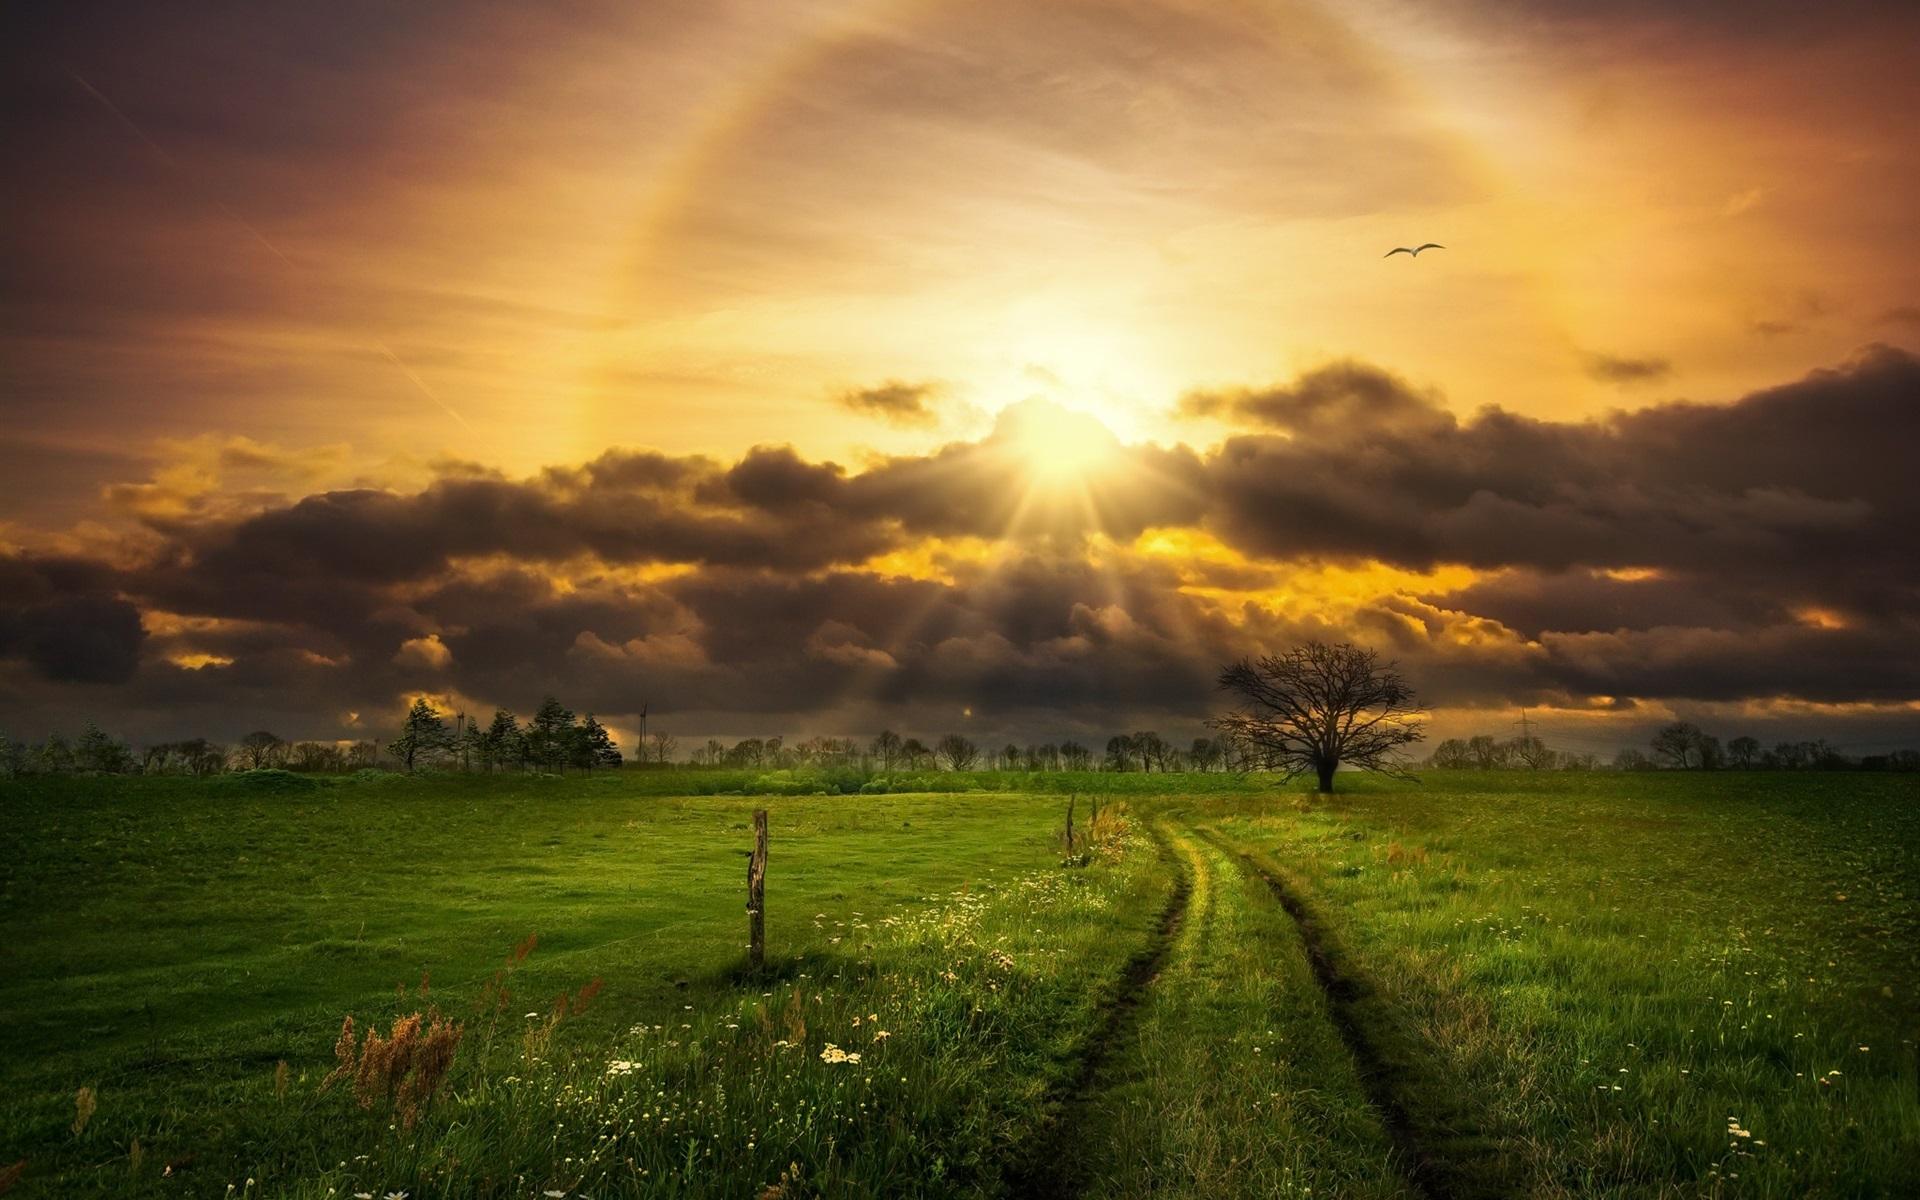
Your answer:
[991,398,1125,491]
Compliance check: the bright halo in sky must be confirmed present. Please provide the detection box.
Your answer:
[991,398,1126,491]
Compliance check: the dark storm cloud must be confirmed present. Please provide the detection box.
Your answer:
[0,555,145,684]
[836,381,941,427]
[4,349,1920,741]
[1583,353,1673,385]
[1195,348,1920,602]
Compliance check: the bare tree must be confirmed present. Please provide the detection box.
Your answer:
[237,730,288,770]
[1509,735,1555,769]
[1650,722,1707,769]
[870,729,904,770]
[1210,643,1425,793]
[649,731,678,766]
[935,733,979,771]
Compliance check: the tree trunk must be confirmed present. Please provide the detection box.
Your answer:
[1315,760,1336,793]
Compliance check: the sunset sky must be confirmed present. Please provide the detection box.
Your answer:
[4,0,1918,752]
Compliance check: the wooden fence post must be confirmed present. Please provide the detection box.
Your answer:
[747,810,768,970]
[1064,793,1076,854]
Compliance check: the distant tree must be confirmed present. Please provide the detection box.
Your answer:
[1189,737,1219,772]
[237,730,288,770]
[1613,748,1653,771]
[1466,734,1506,770]
[389,698,455,773]
[35,733,75,774]
[572,714,621,771]
[1104,735,1133,771]
[1428,738,1471,769]
[1130,731,1165,772]
[936,733,979,771]
[1508,735,1554,770]
[476,710,521,771]
[649,731,676,766]
[289,741,347,772]
[1650,722,1708,770]
[1060,740,1091,770]
[1696,733,1724,770]
[526,697,575,771]
[346,740,381,769]
[74,722,134,774]
[1726,736,1761,768]
[870,730,904,771]
[1210,643,1425,794]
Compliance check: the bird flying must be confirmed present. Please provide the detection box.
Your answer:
[1384,243,1445,257]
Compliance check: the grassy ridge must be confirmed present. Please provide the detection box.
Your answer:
[1199,771,1920,1197]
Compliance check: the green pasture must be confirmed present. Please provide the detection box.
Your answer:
[1,769,1914,1197]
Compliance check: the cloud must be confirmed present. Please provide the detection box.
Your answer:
[394,634,452,670]
[2,350,1918,743]
[836,381,941,427]
[1582,352,1673,385]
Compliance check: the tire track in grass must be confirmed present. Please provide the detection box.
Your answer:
[1004,821,1193,1199]
[1198,828,1502,1200]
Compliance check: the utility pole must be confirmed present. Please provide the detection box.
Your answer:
[637,703,648,768]
[1514,708,1536,741]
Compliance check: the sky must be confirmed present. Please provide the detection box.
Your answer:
[3,0,1918,755]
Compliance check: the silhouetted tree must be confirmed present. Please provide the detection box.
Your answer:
[1650,722,1709,769]
[649,731,676,765]
[870,729,904,770]
[526,696,575,771]
[1060,740,1090,770]
[936,733,979,771]
[478,710,523,771]
[74,722,134,774]
[1428,738,1471,769]
[237,730,288,770]
[1210,642,1425,794]
[1726,736,1761,768]
[389,697,455,772]
[572,714,621,771]
[1509,735,1554,769]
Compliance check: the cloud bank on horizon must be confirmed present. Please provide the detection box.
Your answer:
[3,349,1917,747]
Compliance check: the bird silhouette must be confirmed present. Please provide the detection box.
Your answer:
[1384,243,1445,257]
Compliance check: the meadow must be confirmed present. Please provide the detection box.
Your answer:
[1,769,1915,1197]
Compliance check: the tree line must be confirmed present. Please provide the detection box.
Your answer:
[1428,723,1919,772]
[686,730,1259,773]
[0,695,626,778]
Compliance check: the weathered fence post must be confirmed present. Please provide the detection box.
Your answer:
[747,809,768,970]
[1064,793,1076,854]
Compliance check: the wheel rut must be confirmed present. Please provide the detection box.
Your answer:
[1197,828,1473,1200]
[1003,823,1194,1200]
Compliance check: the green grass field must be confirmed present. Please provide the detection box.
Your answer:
[2,770,1915,1197]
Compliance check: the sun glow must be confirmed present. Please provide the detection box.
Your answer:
[992,399,1125,491]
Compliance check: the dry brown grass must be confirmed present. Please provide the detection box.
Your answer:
[322,1008,465,1129]
[71,1087,96,1136]
[1385,840,1430,868]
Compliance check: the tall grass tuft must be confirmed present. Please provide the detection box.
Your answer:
[70,1086,96,1136]
[321,1009,464,1129]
